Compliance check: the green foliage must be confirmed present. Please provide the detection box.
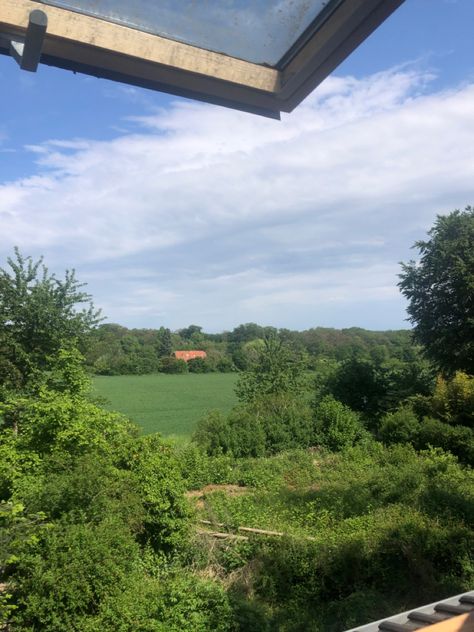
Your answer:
[431,372,474,427]
[0,248,101,395]
[399,206,474,375]
[0,388,137,459]
[8,516,142,631]
[328,354,434,422]
[249,505,473,631]
[249,395,312,455]
[416,417,474,466]
[176,443,234,489]
[187,357,211,373]
[226,406,266,458]
[189,445,474,631]
[379,406,420,445]
[313,396,368,451]
[129,434,190,553]
[194,394,314,458]
[236,336,306,404]
[193,411,232,456]
[161,356,189,374]
[155,327,173,357]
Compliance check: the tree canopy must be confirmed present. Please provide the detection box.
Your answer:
[399,206,474,375]
[0,248,101,394]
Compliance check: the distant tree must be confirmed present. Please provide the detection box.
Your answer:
[0,249,101,394]
[235,335,306,404]
[399,206,474,375]
[179,325,203,341]
[156,327,172,357]
[328,355,434,422]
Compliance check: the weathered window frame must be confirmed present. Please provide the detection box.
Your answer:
[0,0,404,118]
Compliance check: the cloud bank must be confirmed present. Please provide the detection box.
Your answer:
[1,67,473,331]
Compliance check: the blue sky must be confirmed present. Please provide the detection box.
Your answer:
[1,0,474,332]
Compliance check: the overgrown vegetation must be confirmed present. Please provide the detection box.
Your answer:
[1,206,473,631]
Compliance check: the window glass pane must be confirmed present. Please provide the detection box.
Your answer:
[38,0,335,66]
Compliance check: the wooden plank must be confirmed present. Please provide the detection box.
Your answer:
[0,0,279,92]
[196,529,248,541]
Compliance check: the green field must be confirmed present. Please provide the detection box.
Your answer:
[92,373,238,438]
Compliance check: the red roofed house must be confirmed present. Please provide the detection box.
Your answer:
[174,350,207,362]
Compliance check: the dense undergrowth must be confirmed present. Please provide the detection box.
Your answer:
[1,248,473,631]
[178,443,473,631]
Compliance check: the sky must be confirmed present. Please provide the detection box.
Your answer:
[1,0,474,333]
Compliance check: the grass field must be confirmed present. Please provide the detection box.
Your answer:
[92,373,238,438]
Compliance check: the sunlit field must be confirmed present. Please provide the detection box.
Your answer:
[92,373,239,438]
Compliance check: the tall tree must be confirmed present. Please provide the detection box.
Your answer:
[398,206,474,375]
[0,248,101,393]
[235,335,305,403]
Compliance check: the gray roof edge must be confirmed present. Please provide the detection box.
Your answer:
[344,590,474,632]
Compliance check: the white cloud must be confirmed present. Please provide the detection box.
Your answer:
[0,67,473,331]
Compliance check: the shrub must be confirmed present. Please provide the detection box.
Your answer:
[8,516,142,631]
[251,395,313,455]
[193,411,232,456]
[129,434,190,553]
[227,406,266,458]
[313,396,367,451]
[187,357,212,373]
[416,417,474,466]
[160,357,188,374]
[176,443,234,489]
[379,406,420,445]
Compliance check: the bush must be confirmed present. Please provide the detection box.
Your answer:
[188,357,212,373]
[129,434,190,553]
[379,406,420,445]
[250,505,473,631]
[160,357,188,374]
[416,417,474,466]
[8,516,142,631]
[252,395,313,455]
[313,396,367,451]
[194,394,315,458]
[176,443,234,489]
[227,406,266,458]
[193,411,232,457]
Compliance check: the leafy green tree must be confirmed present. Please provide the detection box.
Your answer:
[0,249,101,395]
[328,355,434,422]
[156,326,173,357]
[236,335,306,404]
[430,372,474,428]
[399,206,474,375]
[179,324,203,342]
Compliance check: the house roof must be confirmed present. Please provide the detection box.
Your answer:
[345,591,474,632]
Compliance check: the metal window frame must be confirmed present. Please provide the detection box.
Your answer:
[0,0,405,118]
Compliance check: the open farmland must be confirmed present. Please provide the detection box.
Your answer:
[92,373,238,438]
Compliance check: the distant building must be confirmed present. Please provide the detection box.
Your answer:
[174,350,207,362]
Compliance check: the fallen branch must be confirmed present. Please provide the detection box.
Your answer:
[197,519,315,540]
